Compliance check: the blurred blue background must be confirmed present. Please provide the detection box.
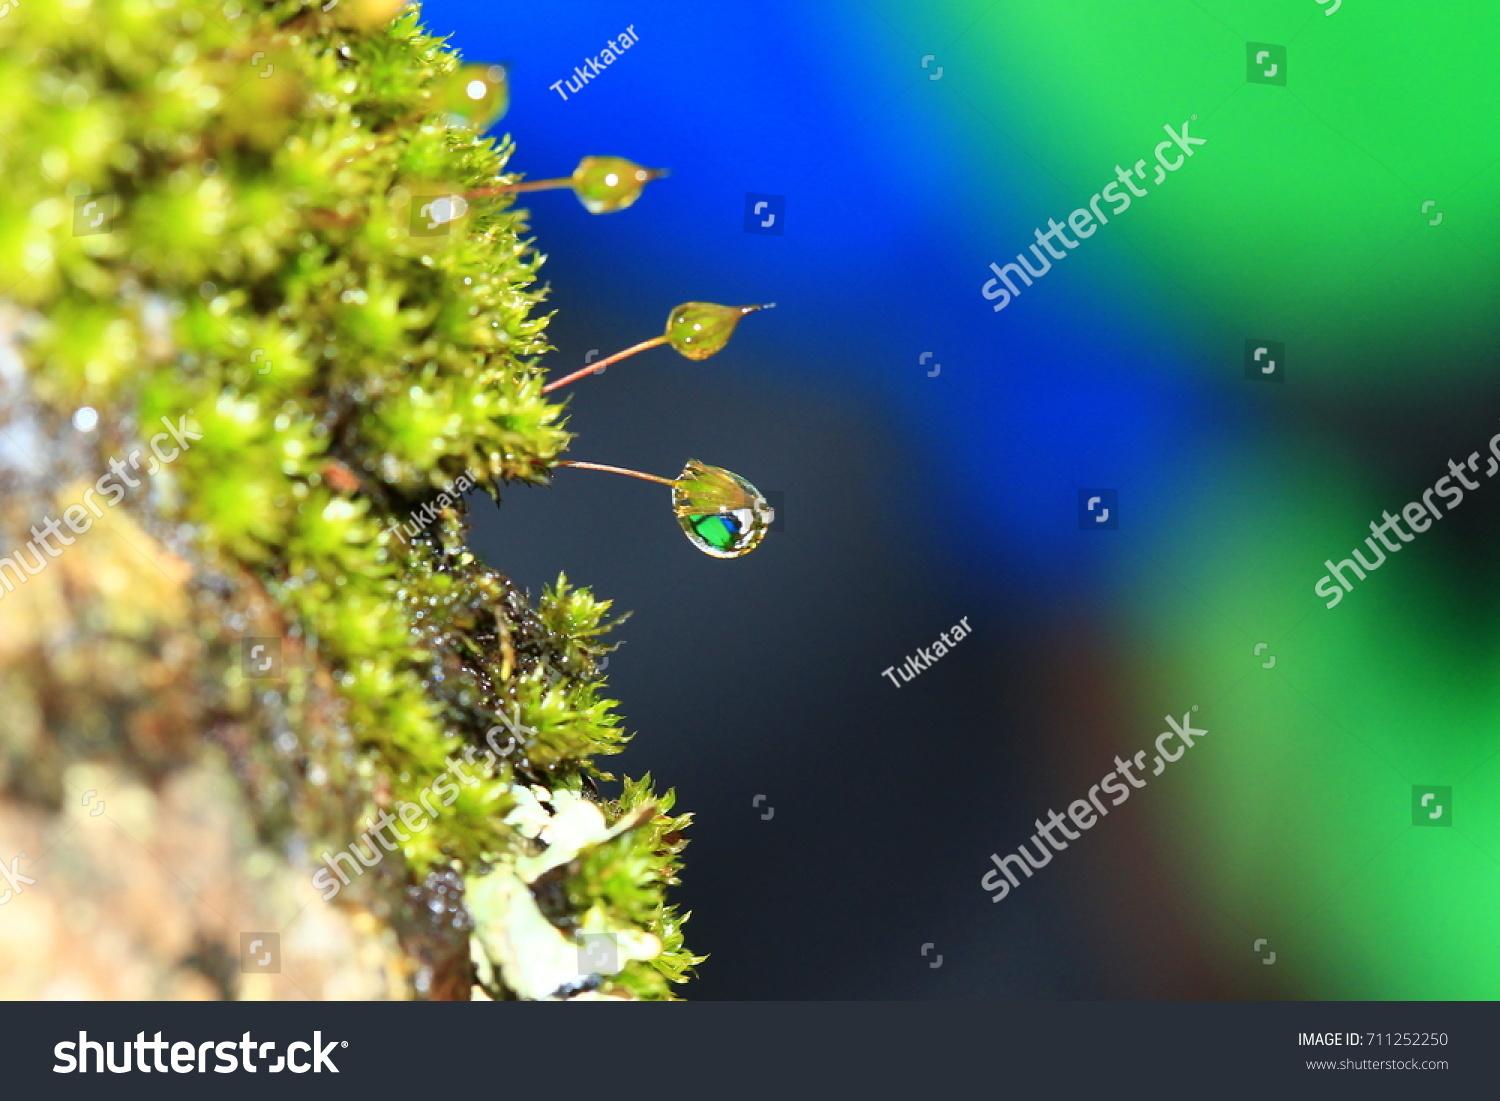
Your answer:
[421,0,1500,999]
[418,0,1168,999]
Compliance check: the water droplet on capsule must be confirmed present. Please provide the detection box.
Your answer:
[671,460,774,558]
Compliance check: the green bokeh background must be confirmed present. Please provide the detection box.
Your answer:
[929,0,1500,378]
[900,0,1500,996]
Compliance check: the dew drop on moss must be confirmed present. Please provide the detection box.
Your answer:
[670,460,774,558]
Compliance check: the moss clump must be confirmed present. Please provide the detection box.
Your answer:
[0,0,701,999]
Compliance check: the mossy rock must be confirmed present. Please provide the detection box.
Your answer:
[0,0,699,1000]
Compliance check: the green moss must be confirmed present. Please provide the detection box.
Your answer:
[0,0,698,999]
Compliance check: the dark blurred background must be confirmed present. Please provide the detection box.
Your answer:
[429,0,1500,999]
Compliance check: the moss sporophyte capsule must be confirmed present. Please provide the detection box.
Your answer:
[555,460,775,559]
[466,155,668,214]
[664,302,771,359]
[541,303,774,394]
[569,156,668,214]
[437,64,509,129]
[324,0,411,31]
